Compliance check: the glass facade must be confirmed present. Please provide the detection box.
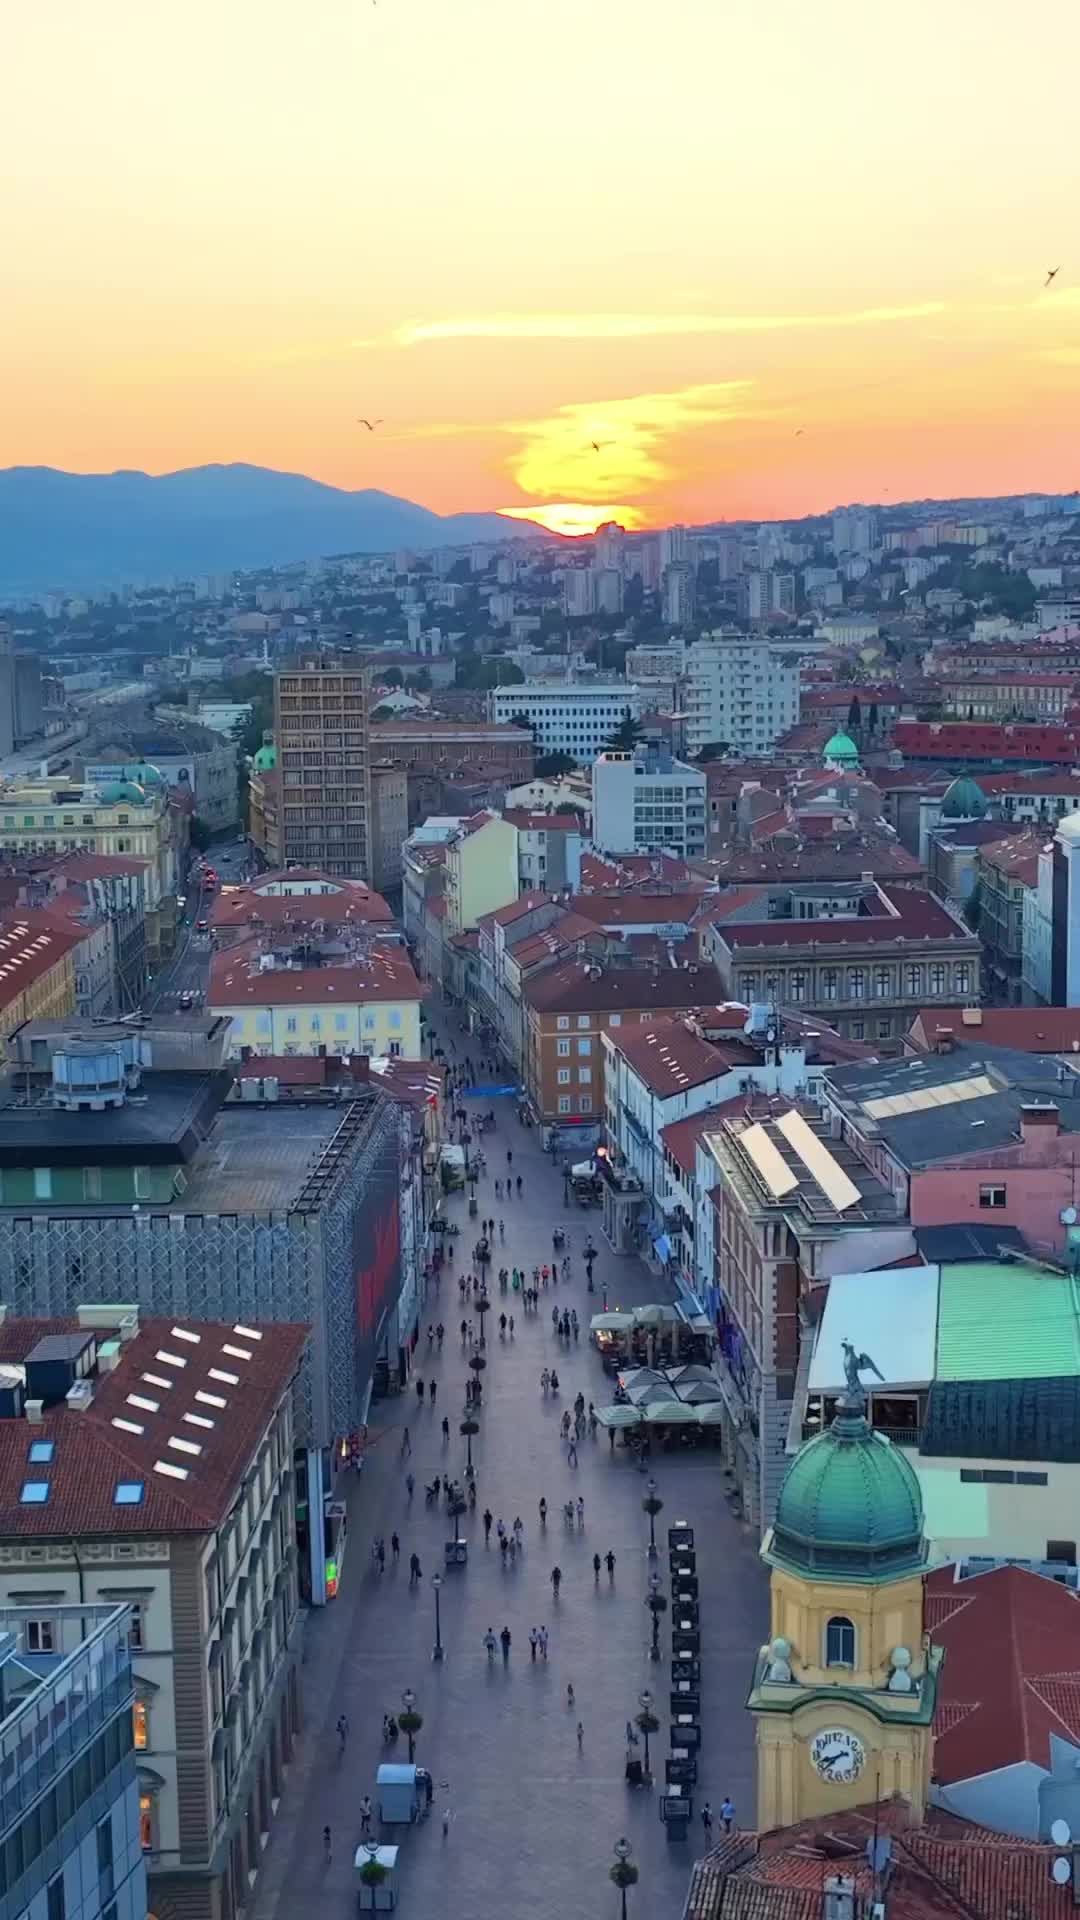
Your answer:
[0,1605,146,1920]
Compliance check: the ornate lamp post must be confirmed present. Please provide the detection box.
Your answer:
[635,1687,658,1779]
[610,1838,638,1920]
[399,1687,422,1761]
[642,1476,663,1558]
[645,1569,667,1662]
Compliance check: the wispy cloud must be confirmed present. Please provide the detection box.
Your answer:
[503,380,768,500]
[391,303,945,348]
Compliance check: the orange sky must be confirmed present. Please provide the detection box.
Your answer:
[4,0,1080,533]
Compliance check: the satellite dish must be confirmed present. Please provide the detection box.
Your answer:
[1061,1208,1078,1227]
[1052,1818,1072,1847]
[1052,1858,1071,1885]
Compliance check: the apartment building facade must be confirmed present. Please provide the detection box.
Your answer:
[274,655,372,878]
[683,636,801,757]
[488,682,644,763]
[591,749,706,860]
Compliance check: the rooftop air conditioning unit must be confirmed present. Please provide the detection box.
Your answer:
[66,1379,94,1412]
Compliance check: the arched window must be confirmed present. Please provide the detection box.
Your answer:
[825,1615,856,1667]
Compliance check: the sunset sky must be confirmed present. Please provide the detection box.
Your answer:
[4,0,1080,534]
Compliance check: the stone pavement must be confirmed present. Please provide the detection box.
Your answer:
[250,998,767,1920]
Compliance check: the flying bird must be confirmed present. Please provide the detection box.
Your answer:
[356,417,383,432]
[794,428,805,437]
[590,441,608,453]
[1045,267,1061,288]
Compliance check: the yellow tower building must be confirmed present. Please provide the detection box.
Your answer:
[748,1347,942,1829]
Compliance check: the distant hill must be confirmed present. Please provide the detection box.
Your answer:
[0,463,544,596]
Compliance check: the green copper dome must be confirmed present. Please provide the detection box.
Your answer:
[823,730,859,764]
[252,743,277,772]
[98,779,146,805]
[765,1409,926,1584]
[940,775,987,821]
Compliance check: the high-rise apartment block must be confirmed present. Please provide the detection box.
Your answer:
[561,570,597,618]
[274,653,372,878]
[593,567,624,615]
[662,562,696,629]
[659,525,688,568]
[594,522,626,573]
[831,507,878,555]
[592,747,707,859]
[684,635,801,756]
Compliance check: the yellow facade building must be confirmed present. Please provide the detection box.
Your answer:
[208,938,424,1059]
[443,813,519,936]
[748,1351,942,1829]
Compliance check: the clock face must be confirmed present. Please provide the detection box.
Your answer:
[810,1728,866,1784]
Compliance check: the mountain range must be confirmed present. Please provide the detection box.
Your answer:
[0,463,544,597]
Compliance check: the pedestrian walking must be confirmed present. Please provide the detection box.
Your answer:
[529,1627,539,1661]
[409,1552,422,1586]
[323,1826,332,1867]
[701,1802,713,1840]
[429,1380,437,1405]
[406,1471,415,1501]
[516,1175,522,1196]
[391,1532,400,1561]
[509,1313,515,1335]
[484,1627,497,1661]
[506,1148,513,1169]
[720,1796,735,1834]
[360,1795,373,1836]
[593,1552,601,1582]
[550,1565,562,1596]
[441,1415,450,1441]
[605,1550,616,1581]
[500,1625,512,1662]
[495,1178,502,1200]
[401,1426,411,1456]
[576,1720,584,1751]
[576,1496,585,1528]
[416,1378,425,1405]
[567,1439,578,1468]
[566,1682,575,1709]
[538,1496,547,1527]
[336,1713,349,1754]
[483,1508,493,1543]
[539,1624,549,1659]
[625,1720,638,1747]
[376,1537,386,1574]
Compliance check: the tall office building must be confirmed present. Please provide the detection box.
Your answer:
[831,507,878,555]
[593,567,624,615]
[561,570,597,618]
[274,652,372,878]
[659,525,688,568]
[594,522,626,573]
[662,562,696,630]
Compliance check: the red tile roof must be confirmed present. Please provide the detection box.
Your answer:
[0,1315,307,1535]
[609,1015,749,1095]
[209,938,425,1007]
[0,915,83,1013]
[894,719,1080,763]
[661,1108,730,1175]
[929,1564,1080,1780]
[210,877,393,933]
[48,852,151,881]
[501,811,583,832]
[907,1005,1080,1052]
[569,891,708,927]
[524,958,727,1014]
[717,886,972,950]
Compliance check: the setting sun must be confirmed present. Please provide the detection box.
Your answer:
[498,503,647,537]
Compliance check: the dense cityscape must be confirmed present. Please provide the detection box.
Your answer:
[0,487,1075,1920]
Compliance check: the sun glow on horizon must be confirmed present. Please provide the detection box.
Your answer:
[498,503,647,537]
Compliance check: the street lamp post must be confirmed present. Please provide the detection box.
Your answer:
[635,1687,657,1779]
[610,1838,638,1920]
[643,1476,662,1557]
[399,1687,421,1762]
[431,1574,443,1662]
[646,1570,667,1662]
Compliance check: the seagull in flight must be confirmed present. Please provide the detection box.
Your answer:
[591,441,608,453]
[794,428,805,437]
[1045,266,1061,288]
[356,417,384,432]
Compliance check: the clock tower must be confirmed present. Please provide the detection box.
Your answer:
[748,1347,942,1829]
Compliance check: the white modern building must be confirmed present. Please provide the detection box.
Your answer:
[662,563,696,629]
[591,748,706,859]
[683,635,800,756]
[488,682,643,763]
[561,570,597,618]
[831,507,878,555]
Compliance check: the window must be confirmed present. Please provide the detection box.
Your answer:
[25,1618,54,1652]
[133,1699,149,1750]
[979,1183,1007,1209]
[335,1013,347,1032]
[310,1015,321,1034]
[851,1021,865,1040]
[286,1016,297,1034]
[848,968,865,1001]
[32,1167,52,1200]
[578,1068,591,1084]
[577,1014,590,1029]
[929,963,946,995]
[609,1013,621,1027]
[28,1440,54,1464]
[789,970,806,1003]
[97,1815,114,1898]
[822,968,838,1002]
[557,1069,570,1085]
[578,1093,592,1112]
[905,964,923,997]
[960,1468,1048,1485]
[577,1038,591,1056]
[557,1038,570,1057]
[556,1016,570,1031]
[47,1873,66,1920]
[126,1603,143,1650]
[114,1482,143,1505]
[825,1615,856,1667]
[956,964,971,995]
[877,1018,891,1038]
[558,1096,571,1114]
[139,1792,156,1852]
[20,1481,50,1505]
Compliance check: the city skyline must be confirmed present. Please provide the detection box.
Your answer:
[5,0,1080,536]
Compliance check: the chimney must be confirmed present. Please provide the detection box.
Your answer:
[1020,1101,1060,1141]
[932,1027,955,1055]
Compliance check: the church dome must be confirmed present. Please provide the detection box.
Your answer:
[98,780,146,805]
[823,730,859,765]
[253,743,277,772]
[128,762,164,787]
[766,1407,926,1583]
[940,775,987,821]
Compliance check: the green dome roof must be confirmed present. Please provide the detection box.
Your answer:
[253,743,277,771]
[98,780,146,805]
[940,775,987,821]
[128,762,164,787]
[766,1409,926,1583]
[823,730,859,763]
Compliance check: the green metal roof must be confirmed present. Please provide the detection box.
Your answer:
[764,1410,926,1584]
[935,1261,1080,1382]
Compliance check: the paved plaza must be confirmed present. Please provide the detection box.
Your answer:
[251,998,767,1920]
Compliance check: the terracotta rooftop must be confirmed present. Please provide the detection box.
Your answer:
[609,1015,741,1095]
[907,1005,1080,1053]
[501,811,583,832]
[524,958,726,1015]
[569,891,708,927]
[928,1564,1080,1783]
[0,915,84,1014]
[210,878,394,933]
[716,887,973,950]
[0,1314,307,1536]
[209,938,425,1007]
[661,1107,732,1176]
[47,852,152,881]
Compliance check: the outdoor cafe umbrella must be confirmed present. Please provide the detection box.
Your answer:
[666,1364,716,1385]
[619,1367,669,1390]
[634,1303,680,1327]
[676,1380,724,1406]
[629,1380,686,1407]
[595,1404,645,1429]
[643,1399,700,1425]
[591,1312,636,1333]
[694,1402,728,1426]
